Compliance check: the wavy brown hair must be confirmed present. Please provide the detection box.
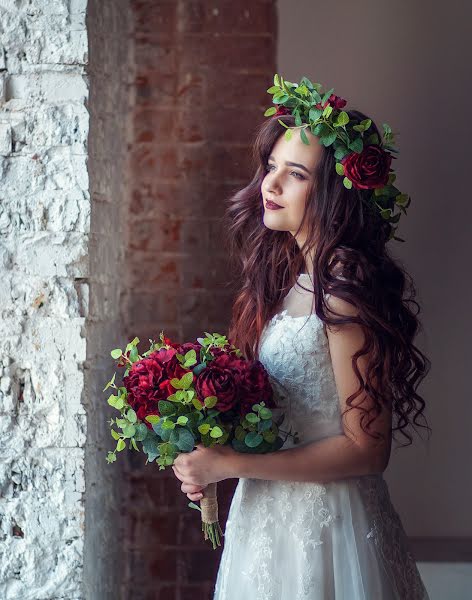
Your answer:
[222,112,431,448]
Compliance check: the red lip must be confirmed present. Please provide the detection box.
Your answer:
[266,200,283,209]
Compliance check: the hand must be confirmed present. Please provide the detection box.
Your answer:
[172,443,238,489]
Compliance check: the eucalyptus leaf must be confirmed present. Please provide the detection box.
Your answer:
[259,407,272,420]
[158,400,176,416]
[300,128,310,145]
[245,431,263,448]
[210,426,223,439]
[134,423,148,441]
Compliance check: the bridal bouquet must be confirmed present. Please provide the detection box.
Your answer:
[103,331,288,548]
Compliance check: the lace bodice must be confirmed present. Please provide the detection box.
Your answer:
[258,274,343,448]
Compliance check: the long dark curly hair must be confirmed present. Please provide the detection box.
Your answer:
[222,112,431,449]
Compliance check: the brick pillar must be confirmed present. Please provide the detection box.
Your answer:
[123,1,277,598]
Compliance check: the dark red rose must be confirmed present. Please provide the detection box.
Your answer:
[315,93,347,111]
[274,105,291,116]
[123,349,175,429]
[341,145,393,190]
[238,360,275,417]
[195,353,247,412]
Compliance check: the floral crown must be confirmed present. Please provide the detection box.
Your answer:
[263,74,411,242]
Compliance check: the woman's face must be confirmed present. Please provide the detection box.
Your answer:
[261,128,323,241]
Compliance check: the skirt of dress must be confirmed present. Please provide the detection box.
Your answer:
[213,474,429,600]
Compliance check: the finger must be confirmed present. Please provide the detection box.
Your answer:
[187,491,204,501]
[172,466,186,483]
[181,482,205,494]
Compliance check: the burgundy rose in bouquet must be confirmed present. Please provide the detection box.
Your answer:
[104,331,289,549]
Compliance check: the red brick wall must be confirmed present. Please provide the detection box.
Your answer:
[123,1,277,598]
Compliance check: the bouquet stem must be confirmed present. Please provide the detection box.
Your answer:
[200,481,224,549]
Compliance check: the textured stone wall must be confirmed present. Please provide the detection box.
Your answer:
[0,1,89,598]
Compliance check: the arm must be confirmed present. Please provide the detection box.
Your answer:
[173,295,392,490]
[228,432,386,484]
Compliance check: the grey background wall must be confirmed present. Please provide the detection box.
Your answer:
[277,0,471,551]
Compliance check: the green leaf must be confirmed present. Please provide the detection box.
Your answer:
[263,430,276,444]
[188,501,202,513]
[122,424,136,438]
[175,428,195,452]
[129,346,139,363]
[321,87,335,105]
[258,419,272,433]
[198,423,211,435]
[259,407,272,420]
[162,419,175,430]
[348,138,363,153]
[145,414,160,424]
[267,85,279,94]
[116,439,126,452]
[343,177,353,189]
[110,429,121,441]
[294,111,302,127]
[107,394,118,408]
[334,146,350,160]
[395,193,409,207]
[204,396,217,409]
[111,349,122,359]
[130,437,140,451]
[245,431,263,448]
[134,423,149,442]
[210,426,223,439]
[176,415,189,426]
[126,408,137,423]
[142,432,160,461]
[336,111,349,126]
[284,128,293,141]
[158,400,176,416]
[192,397,204,410]
[309,107,323,122]
[235,425,246,441]
[300,76,314,90]
[380,208,393,220]
[180,371,194,390]
[320,131,337,146]
[335,162,345,176]
[300,127,310,145]
[322,104,333,118]
[245,413,260,424]
[273,94,289,104]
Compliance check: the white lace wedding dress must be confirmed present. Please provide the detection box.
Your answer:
[213,273,430,600]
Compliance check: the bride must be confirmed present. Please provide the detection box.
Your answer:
[172,75,431,599]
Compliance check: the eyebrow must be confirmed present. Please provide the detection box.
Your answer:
[268,155,312,175]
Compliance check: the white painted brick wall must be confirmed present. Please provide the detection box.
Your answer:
[0,1,89,598]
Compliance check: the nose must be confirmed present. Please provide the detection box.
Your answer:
[263,170,282,196]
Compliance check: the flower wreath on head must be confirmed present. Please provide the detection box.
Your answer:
[263,74,411,242]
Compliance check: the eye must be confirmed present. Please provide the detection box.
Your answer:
[265,163,305,180]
